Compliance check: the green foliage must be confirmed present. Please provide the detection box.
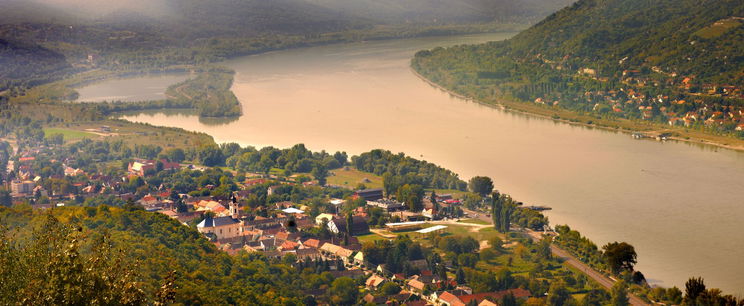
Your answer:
[330,277,358,305]
[0,214,149,305]
[396,184,425,211]
[469,176,494,196]
[164,67,241,117]
[602,241,637,275]
[379,282,401,296]
[356,149,467,192]
[491,192,514,233]
[437,236,479,254]
[0,205,315,305]
[547,280,574,306]
[610,280,629,306]
[554,225,606,271]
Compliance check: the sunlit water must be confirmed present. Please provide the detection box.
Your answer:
[113,33,744,293]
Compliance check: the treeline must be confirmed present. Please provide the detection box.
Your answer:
[354,149,467,192]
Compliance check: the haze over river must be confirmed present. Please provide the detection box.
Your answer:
[103,33,744,293]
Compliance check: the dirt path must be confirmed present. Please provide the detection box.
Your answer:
[370,229,396,239]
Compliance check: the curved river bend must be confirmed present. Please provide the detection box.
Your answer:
[111,33,744,293]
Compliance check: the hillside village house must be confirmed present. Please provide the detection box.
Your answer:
[128,159,180,176]
[315,213,336,225]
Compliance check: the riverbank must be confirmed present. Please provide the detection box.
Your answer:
[410,67,744,153]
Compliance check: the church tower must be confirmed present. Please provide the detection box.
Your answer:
[229,194,241,219]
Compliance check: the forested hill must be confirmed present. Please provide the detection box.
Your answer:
[0,205,309,304]
[413,0,744,138]
[501,0,744,84]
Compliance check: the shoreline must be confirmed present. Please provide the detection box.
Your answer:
[410,67,744,153]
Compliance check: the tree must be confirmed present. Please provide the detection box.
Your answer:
[0,214,148,305]
[610,280,629,306]
[501,293,517,306]
[330,277,358,305]
[380,282,401,295]
[684,277,706,304]
[164,148,186,163]
[197,145,224,167]
[396,184,424,211]
[469,176,494,196]
[547,281,572,306]
[492,192,513,233]
[582,289,610,306]
[456,267,466,284]
[312,165,328,186]
[602,242,637,274]
[666,287,683,305]
[538,236,552,260]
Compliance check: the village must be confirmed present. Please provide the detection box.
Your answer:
[529,50,744,136]
[2,141,555,306]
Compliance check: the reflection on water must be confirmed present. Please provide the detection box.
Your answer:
[119,33,744,294]
[116,109,239,126]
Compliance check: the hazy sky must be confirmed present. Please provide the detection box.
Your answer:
[27,0,172,19]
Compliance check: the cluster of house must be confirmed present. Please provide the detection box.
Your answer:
[358,270,531,306]
[5,155,88,199]
[4,153,205,205]
[535,86,744,130]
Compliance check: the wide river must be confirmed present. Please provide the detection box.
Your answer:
[100,33,744,293]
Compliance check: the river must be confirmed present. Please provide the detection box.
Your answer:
[104,33,744,293]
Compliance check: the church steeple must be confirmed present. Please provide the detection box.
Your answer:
[229,195,241,219]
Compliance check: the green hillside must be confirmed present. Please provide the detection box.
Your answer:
[413,0,744,138]
[0,205,308,305]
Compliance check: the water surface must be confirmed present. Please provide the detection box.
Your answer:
[120,33,744,293]
[76,73,190,102]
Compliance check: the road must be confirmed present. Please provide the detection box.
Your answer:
[462,207,649,306]
[524,229,649,306]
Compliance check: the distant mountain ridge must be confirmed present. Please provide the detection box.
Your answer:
[0,0,574,89]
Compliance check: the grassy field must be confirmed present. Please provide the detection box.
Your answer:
[45,120,214,150]
[328,168,383,189]
[356,233,387,244]
[430,188,468,199]
[694,18,741,39]
[43,128,97,142]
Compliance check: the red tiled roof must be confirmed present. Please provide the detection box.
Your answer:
[439,291,465,306]
[457,289,531,304]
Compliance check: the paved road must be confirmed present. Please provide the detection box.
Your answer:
[524,229,649,306]
[462,207,648,306]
